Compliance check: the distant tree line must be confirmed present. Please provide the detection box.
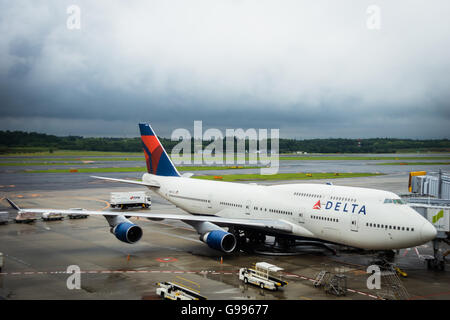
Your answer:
[0,130,449,154]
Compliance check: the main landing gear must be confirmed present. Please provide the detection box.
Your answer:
[228,227,336,255]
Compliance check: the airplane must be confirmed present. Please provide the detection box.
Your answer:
[6,123,437,255]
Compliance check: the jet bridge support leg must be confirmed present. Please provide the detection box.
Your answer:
[425,239,446,271]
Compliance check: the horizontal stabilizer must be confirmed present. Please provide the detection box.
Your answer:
[91,176,160,188]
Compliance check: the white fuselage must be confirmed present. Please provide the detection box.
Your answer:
[143,173,437,250]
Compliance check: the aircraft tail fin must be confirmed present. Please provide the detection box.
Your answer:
[139,123,180,177]
[6,198,20,211]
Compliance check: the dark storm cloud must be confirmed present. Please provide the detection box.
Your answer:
[0,0,449,138]
[9,37,42,58]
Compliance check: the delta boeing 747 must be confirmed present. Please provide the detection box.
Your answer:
[7,123,437,254]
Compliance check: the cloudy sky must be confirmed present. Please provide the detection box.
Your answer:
[0,0,449,138]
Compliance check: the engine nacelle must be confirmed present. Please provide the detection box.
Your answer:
[111,222,143,244]
[146,217,165,221]
[201,230,237,253]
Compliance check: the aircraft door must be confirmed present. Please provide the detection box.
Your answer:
[207,194,213,209]
[245,200,251,215]
[350,215,358,232]
[298,211,305,224]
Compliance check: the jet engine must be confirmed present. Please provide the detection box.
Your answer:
[200,230,237,253]
[104,215,143,244]
[111,222,143,244]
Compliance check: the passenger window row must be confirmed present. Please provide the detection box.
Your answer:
[294,192,321,198]
[269,208,292,215]
[330,196,356,202]
[252,206,293,215]
[311,215,339,223]
[220,201,242,208]
[366,222,414,232]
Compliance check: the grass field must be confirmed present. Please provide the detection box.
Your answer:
[0,162,93,166]
[0,158,144,165]
[22,167,149,173]
[279,156,450,161]
[3,154,449,165]
[375,162,450,166]
[19,168,382,181]
[0,150,143,157]
[193,172,383,182]
[21,165,263,173]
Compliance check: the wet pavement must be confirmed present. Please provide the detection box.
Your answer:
[0,172,449,300]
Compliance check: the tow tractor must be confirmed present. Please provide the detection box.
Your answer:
[14,211,37,223]
[42,212,64,221]
[156,282,207,300]
[68,208,89,219]
[239,262,288,291]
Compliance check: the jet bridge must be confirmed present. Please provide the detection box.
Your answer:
[401,197,449,271]
[407,203,449,270]
[402,170,450,270]
[408,170,450,199]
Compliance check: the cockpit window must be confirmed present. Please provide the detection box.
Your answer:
[384,198,405,204]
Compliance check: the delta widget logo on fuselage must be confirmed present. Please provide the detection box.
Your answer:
[312,200,367,215]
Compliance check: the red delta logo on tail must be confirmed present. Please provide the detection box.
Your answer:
[141,134,163,174]
[139,123,180,177]
[313,200,321,210]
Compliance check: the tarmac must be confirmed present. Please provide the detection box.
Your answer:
[0,158,449,300]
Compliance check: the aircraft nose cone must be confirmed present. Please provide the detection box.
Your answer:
[420,222,437,242]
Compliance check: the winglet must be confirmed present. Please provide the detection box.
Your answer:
[182,173,194,178]
[6,198,20,210]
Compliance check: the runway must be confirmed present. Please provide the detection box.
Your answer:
[0,153,449,191]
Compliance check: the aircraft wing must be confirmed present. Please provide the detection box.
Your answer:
[90,176,160,188]
[6,198,293,234]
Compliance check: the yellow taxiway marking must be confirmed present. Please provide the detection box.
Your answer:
[172,281,201,294]
[176,276,201,288]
